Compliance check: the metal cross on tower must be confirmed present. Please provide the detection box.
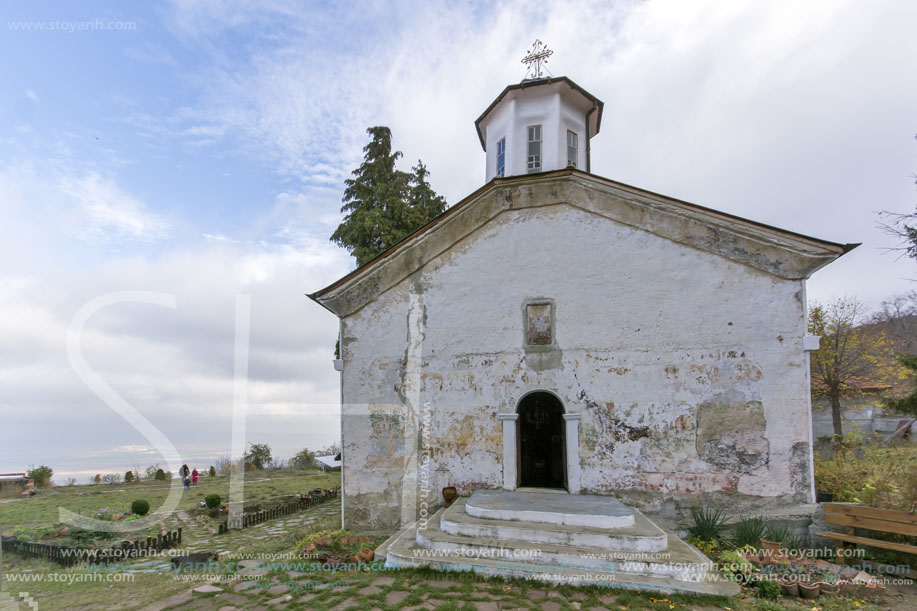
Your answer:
[521,39,553,80]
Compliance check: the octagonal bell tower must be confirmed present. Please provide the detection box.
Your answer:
[475,75,604,182]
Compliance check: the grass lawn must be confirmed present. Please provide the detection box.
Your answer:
[0,469,340,531]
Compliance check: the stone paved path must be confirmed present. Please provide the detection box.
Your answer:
[142,566,743,611]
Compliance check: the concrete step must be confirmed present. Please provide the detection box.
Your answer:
[383,512,740,597]
[417,505,710,582]
[465,489,635,528]
[441,498,667,552]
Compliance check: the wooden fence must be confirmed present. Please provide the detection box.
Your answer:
[218,488,339,534]
[3,529,182,566]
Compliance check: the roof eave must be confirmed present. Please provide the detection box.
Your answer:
[311,169,853,316]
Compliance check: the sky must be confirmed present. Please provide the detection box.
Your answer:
[1,0,915,482]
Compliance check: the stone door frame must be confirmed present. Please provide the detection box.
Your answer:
[498,389,582,494]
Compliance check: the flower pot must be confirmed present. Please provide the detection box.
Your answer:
[760,538,782,557]
[798,582,820,599]
[777,579,799,597]
[442,486,458,508]
[817,581,838,595]
[836,580,858,596]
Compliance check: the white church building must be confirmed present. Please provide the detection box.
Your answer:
[310,69,854,591]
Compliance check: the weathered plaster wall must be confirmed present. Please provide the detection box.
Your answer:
[340,202,813,530]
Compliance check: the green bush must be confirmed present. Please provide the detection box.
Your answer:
[131,499,150,516]
[814,444,917,510]
[154,468,166,481]
[27,465,53,487]
[208,465,216,477]
[124,470,134,483]
[205,494,221,509]
[755,578,780,600]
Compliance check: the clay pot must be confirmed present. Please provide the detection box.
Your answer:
[442,486,458,508]
[836,580,858,596]
[817,581,838,595]
[777,579,799,597]
[798,582,820,599]
[760,538,782,560]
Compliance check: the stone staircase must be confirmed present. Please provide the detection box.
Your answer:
[378,489,740,597]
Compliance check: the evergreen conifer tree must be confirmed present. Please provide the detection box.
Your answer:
[331,126,446,266]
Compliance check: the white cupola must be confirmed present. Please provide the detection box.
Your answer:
[475,76,604,182]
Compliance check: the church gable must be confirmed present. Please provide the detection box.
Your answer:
[312,169,852,318]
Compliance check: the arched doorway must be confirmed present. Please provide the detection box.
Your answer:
[517,391,566,489]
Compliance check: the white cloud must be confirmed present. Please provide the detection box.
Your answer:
[59,172,171,242]
[0,158,350,474]
[24,88,39,102]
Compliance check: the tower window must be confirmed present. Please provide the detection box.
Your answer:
[567,130,578,168]
[496,137,505,178]
[527,125,542,173]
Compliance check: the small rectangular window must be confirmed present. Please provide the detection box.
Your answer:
[496,137,505,178]
[567,130,578,168]
[527,125,542,173]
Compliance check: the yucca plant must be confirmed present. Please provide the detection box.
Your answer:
[764,524,792,544]
[731,516,766,548]
[689,507,729,542]
[783,533,810,552]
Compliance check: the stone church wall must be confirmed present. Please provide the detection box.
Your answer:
[339,199,814,531]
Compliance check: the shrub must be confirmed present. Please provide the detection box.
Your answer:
[205,494,221,509]
[154,468,166,481]
[131,499,150,516]
[814,444,917,510]
[732,517,766,548]
[69,526,116,545]
[124,471,134,483]
[291,447,315,470]
[755,578,780,600]
[689,507,728,542]
[27,465,53,487]
[208,465,216,477]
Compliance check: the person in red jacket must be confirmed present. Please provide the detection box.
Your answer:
[191,468,199,485]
